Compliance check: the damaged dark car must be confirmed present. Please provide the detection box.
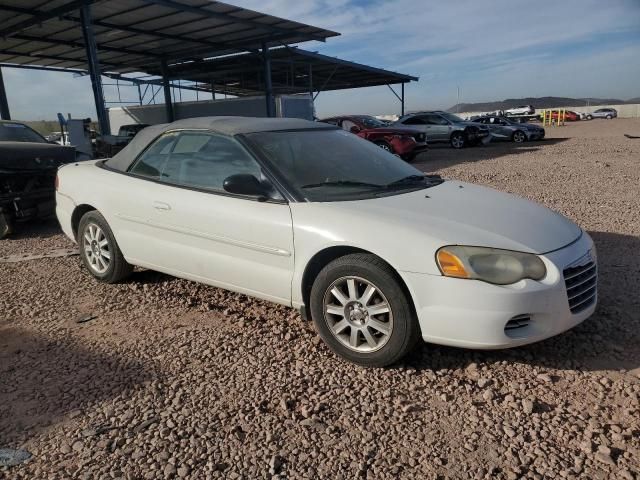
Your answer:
[0,120,76,238]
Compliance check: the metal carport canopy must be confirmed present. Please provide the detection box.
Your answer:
[0,0,339,129]
[164,46,418,99]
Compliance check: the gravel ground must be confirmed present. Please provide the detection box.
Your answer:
[1,118,639,479]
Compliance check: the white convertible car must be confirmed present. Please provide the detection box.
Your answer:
[56,117,597,367]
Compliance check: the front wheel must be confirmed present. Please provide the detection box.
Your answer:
[450,132,465,149]
[586,114,593,120]
[78,210,133,283]
[374,140,393,153]
[310,253,420,367]
[606,115,612,119]
[512,130,526,143]
[0,211,14,239]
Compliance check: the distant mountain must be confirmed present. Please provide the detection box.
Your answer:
[447,96,637,113]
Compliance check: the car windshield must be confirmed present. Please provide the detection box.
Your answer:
[0,123,47,143]
[245,129,442,202]
[354,116,388,128]
[439,113,465,123]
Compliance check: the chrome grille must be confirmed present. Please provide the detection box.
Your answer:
[563,260,597,314]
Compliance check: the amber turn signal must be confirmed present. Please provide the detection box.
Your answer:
[437,249,470,278]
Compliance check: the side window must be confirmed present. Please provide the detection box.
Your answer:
[423,114,447,125]
[128,132,179,178]
[128,130,279,199]
[402,116,426,125]
[161,132,263,193]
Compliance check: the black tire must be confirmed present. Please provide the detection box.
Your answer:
[512,130,526,143]
[78,210,133,283]
[401,152,417,162]
[374,140,394,153]
[606,115,612,120]
[450,131,465,149]
[0,211,13,239]
[310,253,420,368]
[586,114,593,120]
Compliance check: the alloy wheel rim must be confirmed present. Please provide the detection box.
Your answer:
[514,132,525,142]
[379,143,391,151]
[452,136,463,148]
[323,276,393,353]
[83,223,111,274]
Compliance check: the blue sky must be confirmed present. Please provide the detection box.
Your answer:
[3,0,640,120]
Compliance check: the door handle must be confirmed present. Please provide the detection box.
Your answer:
[153,201,171,211]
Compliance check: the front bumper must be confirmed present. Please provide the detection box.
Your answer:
[401,233,596,349]
[390,137,425,156]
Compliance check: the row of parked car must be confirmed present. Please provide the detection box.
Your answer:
[485,105,618,121]
[321,105,620,161]
[318,110,545,160]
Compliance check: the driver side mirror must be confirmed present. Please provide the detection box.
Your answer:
[223,174,270,201]
[349,125,361,134]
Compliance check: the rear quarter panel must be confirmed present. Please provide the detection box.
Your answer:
[56,160,153,260]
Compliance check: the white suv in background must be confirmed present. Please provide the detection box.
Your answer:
[504,105,535,116]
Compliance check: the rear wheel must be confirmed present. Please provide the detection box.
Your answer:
[512,130,526,143]
[78,211,133,283]
[606,115,612,120]
[450,132,465,149]
[586,114,593,120]
[310,253,420,367]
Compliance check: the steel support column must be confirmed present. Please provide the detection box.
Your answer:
[262,43,275,117]
[80,3,110,134]
[308,64,314,114]
[160,60,174,122]
[0,67,10,120]
[401,82,405,116]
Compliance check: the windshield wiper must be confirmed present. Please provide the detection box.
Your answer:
[301,180,383,189]
[385,174,442,187]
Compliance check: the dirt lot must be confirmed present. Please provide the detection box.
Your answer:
[1,118,639,479]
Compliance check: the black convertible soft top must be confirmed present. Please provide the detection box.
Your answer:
[105,116,335,172]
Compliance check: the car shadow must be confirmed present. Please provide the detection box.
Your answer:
[402,230,640,374]
[1,217,62,241]
[413,137,569,171]
[0,327,154,446]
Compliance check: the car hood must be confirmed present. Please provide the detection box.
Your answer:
[298,181,581,264]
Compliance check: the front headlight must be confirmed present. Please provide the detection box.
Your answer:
[436,246,546,285]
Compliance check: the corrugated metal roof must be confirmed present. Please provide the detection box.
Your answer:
[0,0,339,73]
[167,47,418,97]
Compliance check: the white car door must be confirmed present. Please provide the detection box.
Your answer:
[124,130,295,305]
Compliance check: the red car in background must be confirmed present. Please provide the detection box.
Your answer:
[319,115,428,161]
[548,110,581,121]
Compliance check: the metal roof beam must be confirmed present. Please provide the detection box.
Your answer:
[61,13,249,54]
[0,62,87,74]
[0,48,119,70]
[10,33,163,60]
[0,0,98,38]
[139,0,330,42]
